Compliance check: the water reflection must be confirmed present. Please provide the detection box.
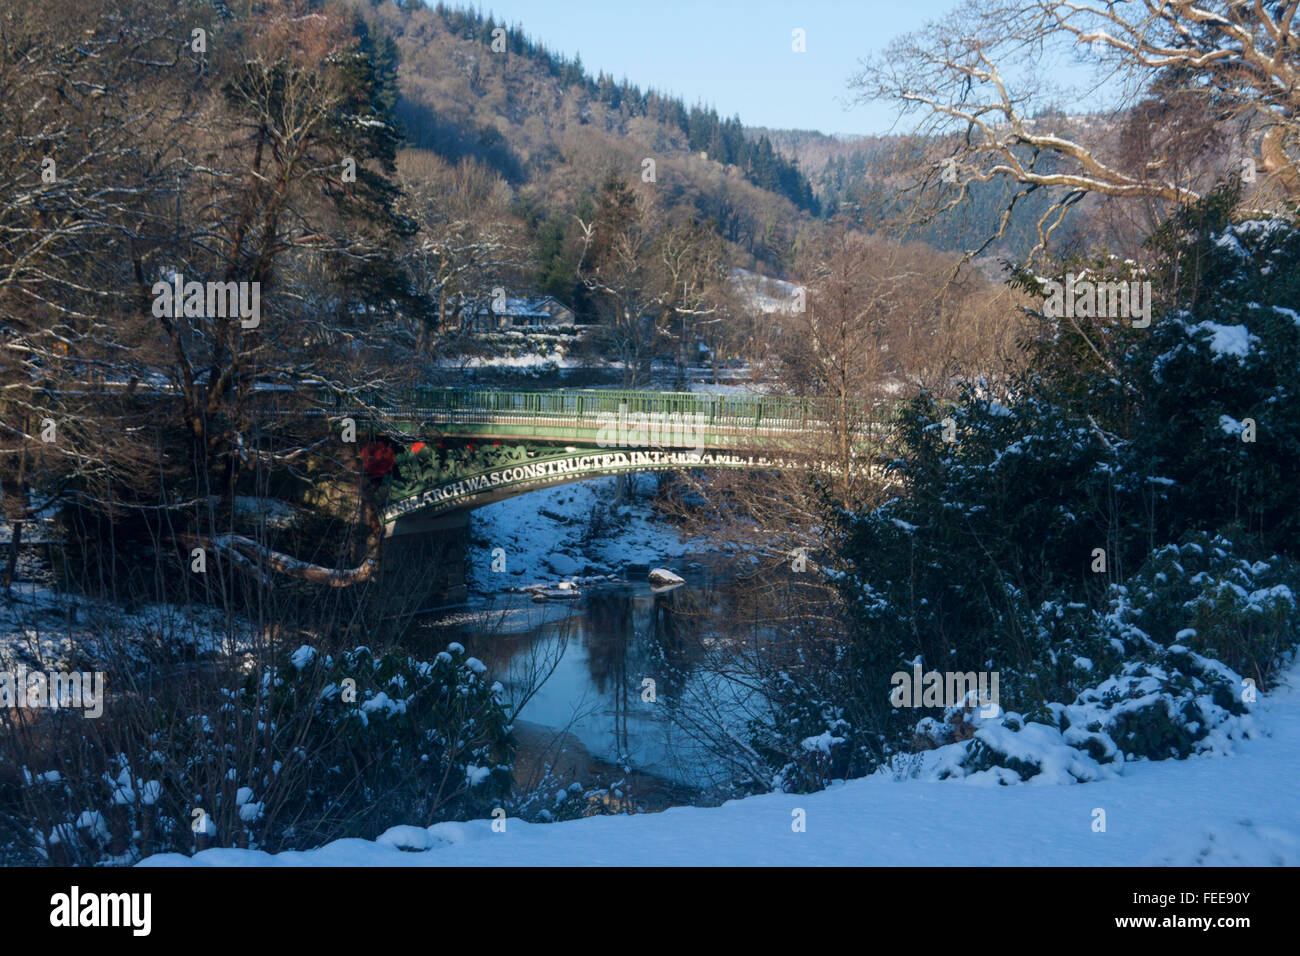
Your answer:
[417,573,763,808]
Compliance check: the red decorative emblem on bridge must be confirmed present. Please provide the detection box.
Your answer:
[361,441,396,479]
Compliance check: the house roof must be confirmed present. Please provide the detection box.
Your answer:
[472,295,572,317]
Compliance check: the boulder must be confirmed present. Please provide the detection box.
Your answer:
[648,568,685,589]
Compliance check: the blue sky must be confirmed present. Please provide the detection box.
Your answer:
[450,0,966,135]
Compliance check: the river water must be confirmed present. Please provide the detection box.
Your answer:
[417,567,774,811]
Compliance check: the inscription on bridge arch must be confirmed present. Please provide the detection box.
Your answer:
[382,449,813,524]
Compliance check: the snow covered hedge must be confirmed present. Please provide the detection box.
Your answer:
[1113,533,1297,687]
[273,642,514,826]
[902,643,1255,785]
[886,592,1263,786]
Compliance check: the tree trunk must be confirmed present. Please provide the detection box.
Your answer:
[2,422,29,597]
[2,518,22,597]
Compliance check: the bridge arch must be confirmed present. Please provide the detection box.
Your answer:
[333,387,888,536]
[382,444,818,535]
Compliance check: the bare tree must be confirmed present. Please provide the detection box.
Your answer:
[576,172,723,387]
[0,0,186,595]
[2,0,429,590]
[395,152,529,353]
[853,0,1300,259]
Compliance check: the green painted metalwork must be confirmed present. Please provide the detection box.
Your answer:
[315,387,895,528]
[334,387,891,451]
[381,443,827,528]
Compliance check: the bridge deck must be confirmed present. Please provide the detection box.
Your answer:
[314,388,898,529]
[331,387,889,448]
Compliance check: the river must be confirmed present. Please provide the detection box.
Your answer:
[416,564,775,812]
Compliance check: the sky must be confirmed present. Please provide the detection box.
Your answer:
[446,0,968,136]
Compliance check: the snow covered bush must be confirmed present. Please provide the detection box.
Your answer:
[1022,597,1131,710]
[946,710,1120,785]
[748,666,859,793]
[811,192,1300,787]
[1051,646,1253,762]
[826,383,1132,755]
[275,642,514,829]
[0,641,513,864]
[1131,203,1300,556]
[892,643,1254,785]
[1111,532,1299,687]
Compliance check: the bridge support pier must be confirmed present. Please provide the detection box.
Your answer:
[382,509,470,608]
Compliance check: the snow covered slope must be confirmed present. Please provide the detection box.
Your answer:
[465,475,714,593]
[138,658,1300,867]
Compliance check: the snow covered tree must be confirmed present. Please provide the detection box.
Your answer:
[817,190,1300,772]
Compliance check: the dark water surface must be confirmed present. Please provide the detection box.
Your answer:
[416,567,774,810]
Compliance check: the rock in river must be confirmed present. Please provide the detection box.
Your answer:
[648,567,685,589]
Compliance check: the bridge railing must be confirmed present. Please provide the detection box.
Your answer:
[381,387,887,430]
[313,387,899,442]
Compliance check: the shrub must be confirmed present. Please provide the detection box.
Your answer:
[819,200,1300,784]
[0,640,513,864]
[1112,531,1299,687]
[748,667,858,793]
[268,642,514,830]
[1051,646,1254,762]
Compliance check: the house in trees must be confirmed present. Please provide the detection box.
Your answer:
[466,295,576,332]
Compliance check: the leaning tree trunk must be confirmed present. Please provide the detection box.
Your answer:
[184,443,385,587]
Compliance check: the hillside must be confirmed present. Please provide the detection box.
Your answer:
[754,106,1259,261]
[750,125,1102,258]
[361,1,822,274]
[357,3,1114,280]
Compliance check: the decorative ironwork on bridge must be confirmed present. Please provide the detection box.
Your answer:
[316,387,889,532]
[380,442,820,529]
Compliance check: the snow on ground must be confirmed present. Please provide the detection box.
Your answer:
[232,496,296,529]
[1,507,260,667]
[466,474,718,593]
[138,659,1300,867]
[1,579,255,669]
[437,353,593,371]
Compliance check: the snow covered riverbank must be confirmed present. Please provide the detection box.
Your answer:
[137,658,1300,867]
[465,474,717,593]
